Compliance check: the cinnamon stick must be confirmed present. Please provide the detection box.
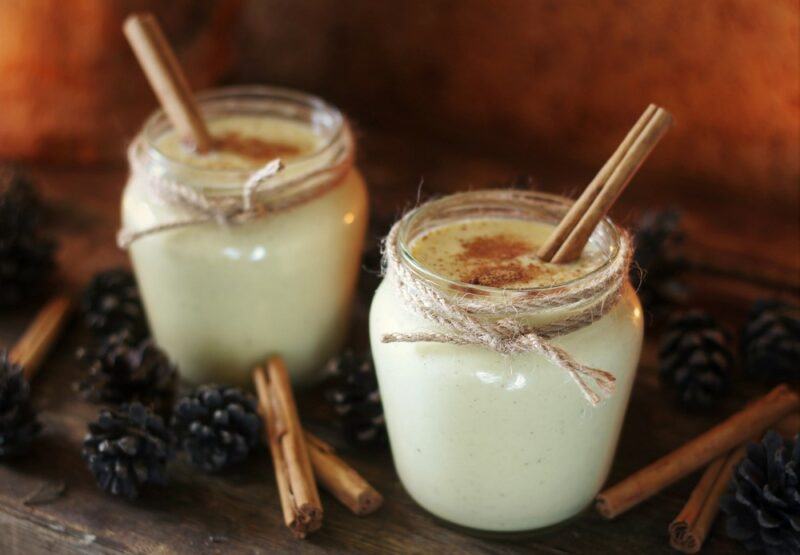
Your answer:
[9,296,72,381]
[596,384,800,519]
[253,357,322,538]
[537,104,657,261]
[123,13,213,152]
[668,445,745,553]
[305,432,383,516]
[550,106,673,263]
[775,411,800,437]
[667,455,728,553]
[668,415,800,553]
[255,368,298,534]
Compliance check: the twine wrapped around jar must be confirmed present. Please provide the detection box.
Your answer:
[117,135,354,249]
[381,212,634,406]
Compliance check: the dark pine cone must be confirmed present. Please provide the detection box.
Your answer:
[0,166,55,307]
[83,403,173,498]
[172,385,261,472]
[81,268,148,340]
[720,430,800,555]
[659,310,733,408]
[0,165,44,231]
[76,331,177,416]
[324,351,387,448]
[631,209,688,316]
[742,299,800,384]
[0,350,41,458]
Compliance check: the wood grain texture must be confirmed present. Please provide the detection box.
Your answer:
[0,128,797,553]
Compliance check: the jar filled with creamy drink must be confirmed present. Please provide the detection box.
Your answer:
[369,189,642,534]
[121,86,368,387]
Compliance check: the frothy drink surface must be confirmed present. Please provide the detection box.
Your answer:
[409,218,606,288]
[155,115,318,170]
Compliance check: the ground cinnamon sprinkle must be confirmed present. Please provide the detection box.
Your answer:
[410,221,603,289]
[457,233,541,287]
[458,234,533,261]
[465,261,532,287]
[213,132,303,163]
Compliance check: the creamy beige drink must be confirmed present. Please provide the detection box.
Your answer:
[370,191,642,533]
[123,87,367,387]
[410,218,606,288]
[153,116,317,170]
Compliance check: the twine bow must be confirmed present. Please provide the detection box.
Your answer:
[117,147,284,249]
[118,134,354,249]
[381,213,632,406]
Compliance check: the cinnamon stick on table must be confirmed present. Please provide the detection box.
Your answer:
[305,432,383,516]
[668,415,800,554]
[596,384,800,519]
[669,445,746,553]
[9,296,73,381]
[668,455,729,553]
[253,357,322,538]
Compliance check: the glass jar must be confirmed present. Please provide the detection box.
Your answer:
[369,190,642,534]
[122,86,368,387]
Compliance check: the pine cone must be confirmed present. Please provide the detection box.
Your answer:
[0,165,56,307]
[324,351,387,447]
[659,311,733,408]
[742,299,800,383]
[631,209,688,316]
[0,165,43,232]
[0,351,41,458]
[81,269,148,340]
[172,385,262,472]
[0,234,56,307]
[720,430,800,555]
[76,331,177,415]
[83,403,173,498]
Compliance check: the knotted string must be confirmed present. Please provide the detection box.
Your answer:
[381,212,633,406]
[118,138,353,249]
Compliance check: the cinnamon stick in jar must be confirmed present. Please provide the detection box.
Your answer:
[123,13,213,153]
[253,357,323,538]
[596,384,800,519]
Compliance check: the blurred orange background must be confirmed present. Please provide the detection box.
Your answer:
[0,0,797,205]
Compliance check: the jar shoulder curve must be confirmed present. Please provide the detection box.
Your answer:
[604,281,643,342]
[346,166,369,213]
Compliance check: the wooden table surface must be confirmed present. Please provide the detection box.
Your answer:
[0,127,798,554]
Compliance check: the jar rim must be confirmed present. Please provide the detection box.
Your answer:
[396,189,622,297]
[139,85,350,180]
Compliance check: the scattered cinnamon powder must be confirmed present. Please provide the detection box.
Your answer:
[213,132,304,163]
[410,220,605,289]
[458,234,533,261]
[455,233,541,287]
[465,261,534,287]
